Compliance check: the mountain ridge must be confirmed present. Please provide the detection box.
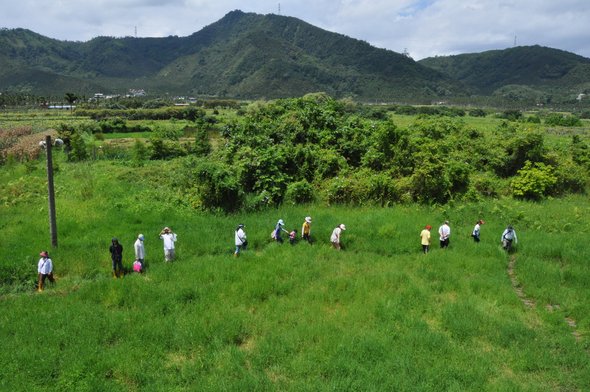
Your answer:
[1,10,589,103]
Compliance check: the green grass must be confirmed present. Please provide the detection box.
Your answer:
[1,157,590,391]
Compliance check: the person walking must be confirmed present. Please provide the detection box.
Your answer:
[301,216,312,244]
[289,229,297,245]
[501,225,518,251]
[134,234,145,267]
[273,219,288,243]
[420,225,432,254]
[472,220,484,243]
[159,227,177,262]
[330,224,346,250]
[37,251,55,291]
[439,221,451,248]
[109,238,124,278]
[234,224,247,257]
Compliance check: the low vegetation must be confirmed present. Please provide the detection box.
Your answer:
[1,98,590,390]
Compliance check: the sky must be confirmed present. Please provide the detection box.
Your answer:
[2,0,589,60]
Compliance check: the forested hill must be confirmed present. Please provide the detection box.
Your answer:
[0,10,464,101]
[419,45,590,100]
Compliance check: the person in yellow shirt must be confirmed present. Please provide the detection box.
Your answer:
[420,225,432,254]
[301,216,312,244]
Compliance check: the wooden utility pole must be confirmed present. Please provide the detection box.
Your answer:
[45,135,58,248]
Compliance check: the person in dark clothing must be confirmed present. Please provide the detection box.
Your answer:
[109,237,124,278]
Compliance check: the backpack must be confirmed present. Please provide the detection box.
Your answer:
[504,229,514,241]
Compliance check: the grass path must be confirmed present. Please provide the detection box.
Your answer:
[507,254,583,344]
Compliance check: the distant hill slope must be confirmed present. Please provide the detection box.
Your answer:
[0,11,465,101]
[419,45,590,99]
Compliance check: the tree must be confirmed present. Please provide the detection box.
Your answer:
[64,93,78,110]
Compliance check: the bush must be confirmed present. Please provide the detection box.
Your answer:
[469,108,487,117]
[410,160,451,203]
[322,170,399,206]
[497,110,523,121]
[179,158,244,211]
[545,113,582,127]
[284,180,315,205]
[511,161,557,200]
[554,160,588,195]
[56,123,89,162]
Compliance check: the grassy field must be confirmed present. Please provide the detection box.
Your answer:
[1,153,589,390]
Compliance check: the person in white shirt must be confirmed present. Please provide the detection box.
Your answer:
[134,234,145,265]
[159,227,177,262]
[234,224,247,256]
[501,225,518,251]
[37,251,55,291]
[330,224,346,250]
[439,221,451,248]
[472,220,484,243]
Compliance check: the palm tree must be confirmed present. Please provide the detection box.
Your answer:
[64,92,78,110]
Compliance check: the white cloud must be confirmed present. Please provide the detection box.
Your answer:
[1,0,589,59]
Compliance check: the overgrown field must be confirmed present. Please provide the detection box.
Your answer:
[1,98,590,390]
[1,155,590,390]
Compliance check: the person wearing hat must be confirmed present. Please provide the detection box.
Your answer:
[501,225,518,251]
[330,224,346,250]
[438,220,451,248]
[134,234,145,267]
[37,251,55,291]
[420,225,432,254]
[472,220,484,243]
[301,216,312,244]
[273,219,288,243]
[109,238,124,278]
[234,224,247,257]
[159,227,177,262]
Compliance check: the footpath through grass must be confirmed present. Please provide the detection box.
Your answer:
[1,158,590,391]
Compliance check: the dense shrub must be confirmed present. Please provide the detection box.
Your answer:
[511,161,557,200]
[545,113,582,127]
[410,159,451,203]
[64,95,588,208]
[56,123,89,162]
[178,158,244,211]
[554,160,587,195]
[284,180,315,205]
[469,108,487,117]
[497,109,523,121]
[571,135,590,168]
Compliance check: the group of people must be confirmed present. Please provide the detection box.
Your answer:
[35,218,517,291]
[107,227,177,279]
[235,217,346,256]
[419,220,518,254]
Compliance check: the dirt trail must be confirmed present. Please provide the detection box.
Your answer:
[507,254,581,342]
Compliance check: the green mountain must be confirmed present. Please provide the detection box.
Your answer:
[0,11,464,101]
[419,45,590,102]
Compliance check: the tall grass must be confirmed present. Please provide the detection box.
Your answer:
[1,158,590,390]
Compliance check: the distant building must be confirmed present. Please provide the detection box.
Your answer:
[128,89,146,97]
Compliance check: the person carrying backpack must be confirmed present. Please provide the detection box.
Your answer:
[501,225,518,251]
[272,219,288,243]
